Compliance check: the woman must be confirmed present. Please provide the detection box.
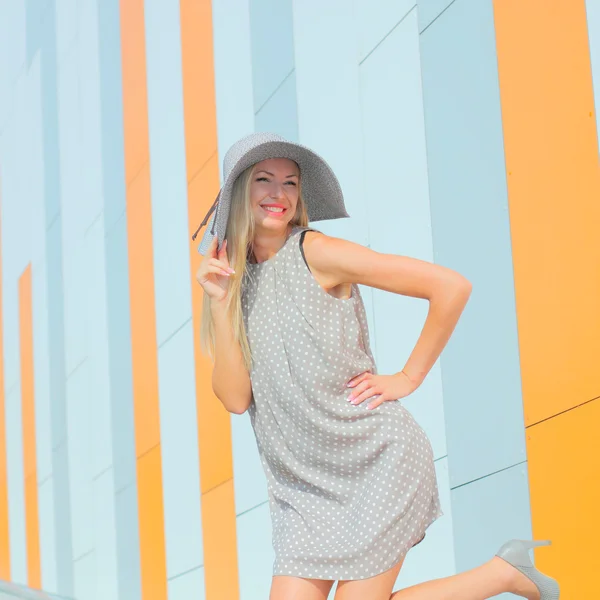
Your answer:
[193,133,559,600]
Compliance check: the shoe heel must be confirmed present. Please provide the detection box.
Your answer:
[495,539,559,599]
[521,539,552,550]
[496,539,550,567]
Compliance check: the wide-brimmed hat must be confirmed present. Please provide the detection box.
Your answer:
[192,132,350,255]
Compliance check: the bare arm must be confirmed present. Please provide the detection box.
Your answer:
[302,232,472,385]
[210,299,253,414]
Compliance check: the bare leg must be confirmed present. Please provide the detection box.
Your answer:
[389,557,540,600]
[333,555,541,600]
[269,575,335,600]
[334,556,406,599]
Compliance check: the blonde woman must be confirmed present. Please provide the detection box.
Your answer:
[193,133,559,600]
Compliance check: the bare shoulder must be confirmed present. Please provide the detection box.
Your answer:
[302,230,471,300]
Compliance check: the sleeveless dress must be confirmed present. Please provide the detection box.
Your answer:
[241,225,443,581]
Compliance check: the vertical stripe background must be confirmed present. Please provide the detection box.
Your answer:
[119,1,167,599]
[493,1,600,596]
[0,0,596,598]
[0,172,10,581]
[19,266,41,589]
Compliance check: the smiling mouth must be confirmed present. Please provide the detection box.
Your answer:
[261,206,287,214]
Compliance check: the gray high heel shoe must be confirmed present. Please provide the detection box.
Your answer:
[495,539,559,599]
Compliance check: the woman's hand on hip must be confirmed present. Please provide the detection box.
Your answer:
[195,236,235,302]
[345,370,421,410]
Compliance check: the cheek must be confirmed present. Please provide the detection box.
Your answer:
[249,184,265,205]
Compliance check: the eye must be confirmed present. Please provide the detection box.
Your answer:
[256,176,269,182]
[284,181,297,186]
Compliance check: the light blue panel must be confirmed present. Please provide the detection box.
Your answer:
[35,2,62,228]
[359,10,447,459]
[231,414,268,515]
[0,237,20,394]
[38,477,58,593]
[56,45,84,257]
[73,551,96,600]
[0,85,31,394]
[100,210,135,600]
[77,0,105,230]
[0,2,26,113]
[115,483,142,600]
[254,71,299,143]
[5,387,27,584]
[104,213,138,600]
[420,0,527,486]
[86,218,112,477]
[36,3,76,583]
[26,48,46,259]
[31,255,53,482]
[50,438,74,594]
[417,0,456,32]
[292,0,369,247]
[236,502,274,599]
[55,0,78,64]
[249,0,295,111]
[157,322,204,578]
[61,237,88,380]
[212,0,255,180]
[25,51,47,267]
[451,462,532,580]
[66,359,94,561]
[97,0,127,232]
[45,218,68,450]
[104,214,136,493]
[92,469,118,600]
[587,0,600,157]
[0,3,17,130]
[145,0,193,347]
[394,457,455,591]
[354,0,415,62]
[86,217,112,478]
[168,567,205,600]
[57,46,87,378]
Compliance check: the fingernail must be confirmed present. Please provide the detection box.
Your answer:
[228,268,235,273]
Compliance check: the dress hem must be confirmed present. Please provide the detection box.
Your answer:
[272,506,445,582]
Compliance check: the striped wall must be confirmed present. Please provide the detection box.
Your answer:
[494,2,600,595]
[0,173,10,581]
[0,1,597,599]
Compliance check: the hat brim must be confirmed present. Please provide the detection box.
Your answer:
[197,140,349,255]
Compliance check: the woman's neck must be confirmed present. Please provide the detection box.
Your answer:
[249,225,294,263]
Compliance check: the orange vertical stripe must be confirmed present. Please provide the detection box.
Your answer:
[19,266,41,588]
[179,0,240,597]
[493,0,600,425]
[493,1,600,596]
[0,172,11,579]
[119,1,167,599]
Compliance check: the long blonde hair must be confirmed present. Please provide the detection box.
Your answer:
[199,162,309,372]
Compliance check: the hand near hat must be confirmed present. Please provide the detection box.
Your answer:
[195,236,236,303]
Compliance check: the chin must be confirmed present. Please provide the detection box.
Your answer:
[256,216,292,230]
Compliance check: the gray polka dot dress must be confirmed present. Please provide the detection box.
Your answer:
[241,225,443,581]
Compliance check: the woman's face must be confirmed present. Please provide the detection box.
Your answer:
[249,158,300,234]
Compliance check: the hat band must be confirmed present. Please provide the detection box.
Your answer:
[191,191,220,241]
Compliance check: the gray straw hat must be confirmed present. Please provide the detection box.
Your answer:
[192,132,350,255]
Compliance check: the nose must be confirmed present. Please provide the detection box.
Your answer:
[269,181,285,199]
